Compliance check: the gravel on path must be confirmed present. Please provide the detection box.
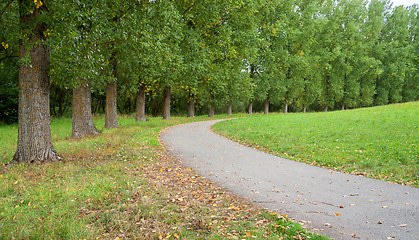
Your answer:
[160,120,419,240]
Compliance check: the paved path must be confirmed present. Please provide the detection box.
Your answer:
[160,120,419,240]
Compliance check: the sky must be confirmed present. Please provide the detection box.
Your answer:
[391,0,419,7]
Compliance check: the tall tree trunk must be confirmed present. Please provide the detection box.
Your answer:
[303,107,307,113]
[72,79,99,138]
[208,103,215,117]
[342,104,345,110]
[188,101,195,118]
[248,103,253,115]
[106,49,119,128]
[324,106,328,112]
[13,1,60,163]
[163,86,171,120]
[187,90,195,118]
[105,81,118,128]
[284,103,288,114]
[136,81,146,122]
[264,97,269,114]
[227,100,232,116]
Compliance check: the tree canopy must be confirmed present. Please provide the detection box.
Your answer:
[1,0,418,124]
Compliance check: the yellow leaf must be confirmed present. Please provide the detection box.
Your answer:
[334,213,341,216]
[173,233,179,239]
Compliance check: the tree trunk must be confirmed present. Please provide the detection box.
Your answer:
[248,103,253,115]
[135,82,146,122]
[324,106,328,112]
[72,79,99,138]
[105,81,118,128]
[13,2,61,163]
[188,101,195,118]
[208,103,215,117]
[342,104,345,110]
[227,101,232,116]
[163,86,171,120]
[187,90,195,118]
[284,103,288,114]
[264,97,269,114]
[303,107,307,113]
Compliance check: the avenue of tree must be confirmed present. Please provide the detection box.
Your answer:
[0,0,418,163]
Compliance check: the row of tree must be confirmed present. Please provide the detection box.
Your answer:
[0,0,418,163]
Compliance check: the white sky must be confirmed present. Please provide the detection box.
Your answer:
[391,0,419,7]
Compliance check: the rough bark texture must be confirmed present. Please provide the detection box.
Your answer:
[136,82,146,122]
[187,91,195,118]
[208,104,215,117]
[284,103,288,114]
[72,80,99,138]
[264,97,269,114]
[13,1,61,163]
[248,103,253,115]
[105,81,119,128]
[163,86,171,120]
[227,101,232,116]
[188,101,195,118]
[303,107,307,113]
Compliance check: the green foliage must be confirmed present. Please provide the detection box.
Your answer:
[0,77,18,123]
[213,102,419,187]
[0,0,418,119]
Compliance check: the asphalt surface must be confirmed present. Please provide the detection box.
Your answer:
[159,120,419,240]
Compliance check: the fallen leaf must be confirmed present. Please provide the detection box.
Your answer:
[334,213,341,216]
[382,206,389,209]
[399,224,407,227]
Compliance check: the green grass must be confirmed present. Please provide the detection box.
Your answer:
[213,102,419,187]
[0,114,327,239]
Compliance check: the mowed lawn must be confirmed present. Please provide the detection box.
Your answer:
[0,114,328,239]
[213,102,418,187]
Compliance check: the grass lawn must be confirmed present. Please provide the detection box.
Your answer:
[0,114,328,239]
[213,102,418,187]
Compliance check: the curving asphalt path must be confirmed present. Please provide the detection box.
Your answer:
[160,120,419,240]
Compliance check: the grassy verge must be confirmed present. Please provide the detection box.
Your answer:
[213,102,418,187]
[0,114,328,239]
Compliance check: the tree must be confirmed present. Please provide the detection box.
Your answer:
[13,0,61,163]
[1,1,19,123]
[50,0,107,136]
[376,5,410,105]
[72,79,99,138]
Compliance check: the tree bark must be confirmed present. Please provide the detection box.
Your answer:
[324,106,328,112]
[105,81,119,128]
[163,86,171,120]
[227,101,232,116]
[284,103,288,114]
[342,104,345,110]
[208,103,215,117]
[187,90,195,118]
[248,103,253,115]
[72,79,99,138]
[264,97,269,114]
[135,82,146,122]
[13,1,61,163]
[188,101,195,118]
[303,107,307,113]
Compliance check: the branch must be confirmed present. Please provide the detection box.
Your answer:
[0,0,15,19]
[183,4,195,15]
